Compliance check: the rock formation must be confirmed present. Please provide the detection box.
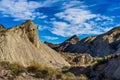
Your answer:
[0,20,70,68]
[45,35,80,52]
[61,53,93,66]
[46,26,120,57]
[72,54,93,66]
[44,41,59,50]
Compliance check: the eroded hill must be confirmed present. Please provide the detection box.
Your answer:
[0,20,70,68]
[46,26,120,57]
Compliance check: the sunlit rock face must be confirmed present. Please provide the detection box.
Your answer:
[0,20,70,68]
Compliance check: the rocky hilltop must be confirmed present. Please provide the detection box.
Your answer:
[45,35,80,52]
[0,20,70,68]
[46,26,120,57]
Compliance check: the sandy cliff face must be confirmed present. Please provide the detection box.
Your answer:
[0,20,70,68]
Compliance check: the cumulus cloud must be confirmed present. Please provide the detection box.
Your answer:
[62,0,85,9]
[49,1,116,37]
[55,8,97,24]
[38,15,48,19]
[42,36,59,40]
[38,25,50,31]
[0,0,47,21]
[0,0,118,38]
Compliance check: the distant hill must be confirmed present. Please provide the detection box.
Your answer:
[45,26,120,57]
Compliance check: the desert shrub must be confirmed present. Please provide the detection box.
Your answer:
[80,74,88,80]
[27,61,44,73]
[104,55,112,60]
[27,65,40,73]
[27,62,58,79]
[56,73,62,79]
[35,69,49,78]
[95,55,112,65]
[97,58,106,64]
[0,61,26,76]
[92,57,108,67]
[0,61,10,69]
[62,72,75,80]
[62,66,70,70]
[9,63,26,75]
[44,67,58,78]
[69,62,76,66]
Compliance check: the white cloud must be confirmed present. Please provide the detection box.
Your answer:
[51,21,71,36]
[42,36,59,40]
[55,8,96,24]
[40,0,60,7]
[49,1,116,37]
[38,25,50,31]
[62,1,84,9]
[38,15,48,19]
[0,0,47,21]
[0,0,117,38]
[50,21,105,37]
[108,7,120,11]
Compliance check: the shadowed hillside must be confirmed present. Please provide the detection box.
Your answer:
[45,26,120,57]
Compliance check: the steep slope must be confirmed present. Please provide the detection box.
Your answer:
[0,20,70,68]
[114,44,120,55]
[102,57,120,80]
[46,26,120,57]
[75,26,120,57]
[44,41,60,50]
[92,55,120,80]
[45,35,80,52]
[57,35,80,52]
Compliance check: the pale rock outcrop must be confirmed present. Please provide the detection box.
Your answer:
[72,54,93,66]
[0,20,70,68]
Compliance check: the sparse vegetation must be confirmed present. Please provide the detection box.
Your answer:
[69,61,76,65]
[92,55,113,66]
[80,74,88,80]
[62,72,75,80]
[62,66,70,70]
[27,61,59,79]
[0,61,26,76]
[0,54,116,80]
[0,61,79,80]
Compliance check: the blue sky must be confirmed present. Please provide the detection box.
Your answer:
[0,0,120,43]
